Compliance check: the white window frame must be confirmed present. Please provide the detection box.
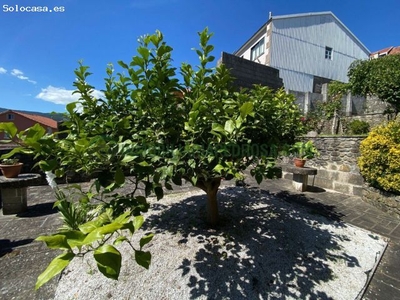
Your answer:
[251,38,265,61]
[325,46,333,60]
[7,113,14,120]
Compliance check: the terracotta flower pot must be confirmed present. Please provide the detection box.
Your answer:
[0,163,23,178]
[293,158,306,168]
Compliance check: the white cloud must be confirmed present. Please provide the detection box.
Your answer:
[11,68,37,84]
[11,69,23,76]
[0,67,6,74]
[36,85,104,105]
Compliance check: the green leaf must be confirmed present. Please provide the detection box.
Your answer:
[154,186,164,200]
[211,123,226,136]
[188,159,196,169]
[27,123,47,138]
[117,60,129,69]
[114,236,128,246]
[94,245,122,280]
[224,120,235,134]
[79,219,102,234]
[35,252,75,290]
[188,110,199,126]
[184,122,191,132]
[39,159,58,172]
[255,173,263,184]
[0,147,25,159]
[36,235,71,250]
[121,155,138,163]
[135,250,151,269]
[66,102,77,115]
[213,164,225,174]
[138,161,150,167]
[137,46,150,61]
[114,210,131,224]
[134,215,144,231]
[140,233,154,249]
[83,222,124,245]
[164,182,173,190]
[240,102,254,119]
[0,122,18,138]
[172,176,182,186]
[115,168,125,185]
[59,230,87,248]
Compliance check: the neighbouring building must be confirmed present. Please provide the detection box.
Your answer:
[370,46,400,59]
[0,110,58,140]
[234,11,370,93]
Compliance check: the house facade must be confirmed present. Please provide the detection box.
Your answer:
[0,110,58,140]
[370,46,400,59]
[234,12,370,93]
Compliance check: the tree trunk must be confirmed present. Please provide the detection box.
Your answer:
[195,177,221,227]
[206,187,219,227]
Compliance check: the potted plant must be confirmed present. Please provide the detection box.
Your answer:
[290,141,319,167]
[0,158,24,178]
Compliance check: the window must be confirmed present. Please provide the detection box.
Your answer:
[3,132,10,139]
[7,113,14,120]
[251,38,265,61]
[325,47,333,60]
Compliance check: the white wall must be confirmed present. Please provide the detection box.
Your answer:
[269,14,369,91]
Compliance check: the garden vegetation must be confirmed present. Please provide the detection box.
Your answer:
[0,29,305,288]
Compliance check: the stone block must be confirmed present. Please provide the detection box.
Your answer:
[313,177,333,190]
[316,169,338,181]
[333,182,351,194]
[337,173,364,186]
[292,173,308,192]
[339,164,351,172]
[353,186,364,197]
[1,187,28,215]
[347,174,364,186]
[282,172,293,180]
[328,164,338,171]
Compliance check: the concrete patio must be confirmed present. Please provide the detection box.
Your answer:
[0,178,399,299]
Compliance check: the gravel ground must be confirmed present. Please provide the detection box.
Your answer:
[54,186,387,300]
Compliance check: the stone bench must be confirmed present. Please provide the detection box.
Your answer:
[283,165,318,192]
[0,174,42,215]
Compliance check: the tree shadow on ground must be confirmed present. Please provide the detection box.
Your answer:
[143,186,359,299]
[17,202,57,218]
[272,190,344,222]
[0,238,34,258]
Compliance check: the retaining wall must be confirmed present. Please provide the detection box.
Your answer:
[282,136,365,196]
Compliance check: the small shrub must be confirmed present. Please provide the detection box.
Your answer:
[348,120,370,135]
[358,120,400,194]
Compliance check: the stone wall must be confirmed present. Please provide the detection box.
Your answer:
[282,136,365,196]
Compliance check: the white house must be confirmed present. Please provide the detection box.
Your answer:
[234,11,370,93]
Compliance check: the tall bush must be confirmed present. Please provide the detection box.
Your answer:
[358,120,400,193]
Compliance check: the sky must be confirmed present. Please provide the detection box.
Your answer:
[0,0,399,113]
